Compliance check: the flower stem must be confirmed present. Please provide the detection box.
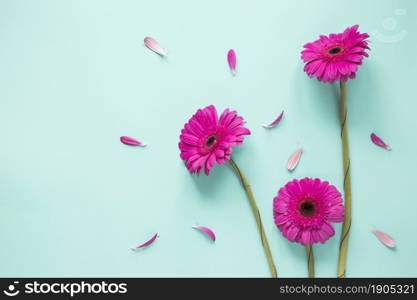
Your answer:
[337,81,352,278]
[305,245,315,278]
[228,158,278,278]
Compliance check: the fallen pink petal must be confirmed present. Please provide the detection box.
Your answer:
[227,49,236,75]
[144,36,167,56]
[192,225,216,242]
[120,136,146,147]
[373,229,396,248]
[131,233,158,251]
[263,110,284,128]
[370,133,391,150]
[287,147,303,171]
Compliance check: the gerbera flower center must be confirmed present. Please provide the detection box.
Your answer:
[299,199,317,217]
[205,135,217,147]
[328,47,342,55]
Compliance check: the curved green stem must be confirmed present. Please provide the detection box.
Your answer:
[228,158,278,278]
[337,81,352,278]
[305,245,315,278]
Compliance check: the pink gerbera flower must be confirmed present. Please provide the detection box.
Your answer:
[273,178,345,245]
[301,25,370,83]
[179,105,251,175]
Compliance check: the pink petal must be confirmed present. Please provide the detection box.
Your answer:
[370,133,391,150]
[144,37,167,56]
[287,225,300,241]
[262,110,284,129]
[287,147,303,171]
[131,233,158,251]
[373,229,396,248]
[300,230,311,245]
[227,49,236,75]
[192,225,216,242]
[120,136,146,147]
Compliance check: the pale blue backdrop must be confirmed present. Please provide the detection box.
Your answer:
[0,0,416,277]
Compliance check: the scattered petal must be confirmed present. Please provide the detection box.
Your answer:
[144,37,167,56]
[287,147,303,171]
[192,225,216,242]
[120,136,146,147]
[227,49,236,75]
[371,133,391,150]
[262,110,284,128]
[373,229,396,248]
[131,233,158,251]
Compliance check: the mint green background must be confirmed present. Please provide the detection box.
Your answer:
[0,0,416,277]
